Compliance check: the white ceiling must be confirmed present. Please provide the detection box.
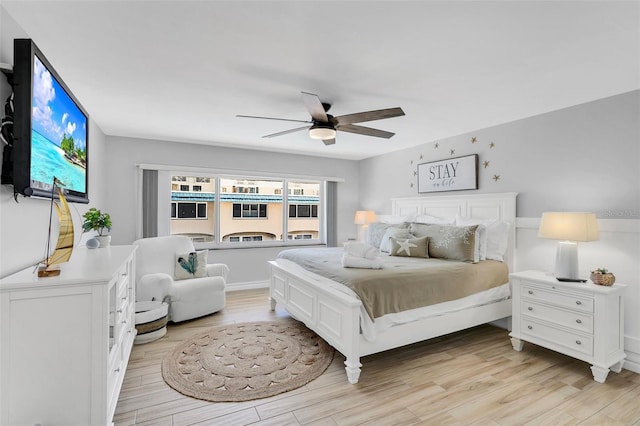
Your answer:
[2,1,638,160]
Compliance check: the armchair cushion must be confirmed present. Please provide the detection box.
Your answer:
[174,250,207,280]
[137,272,173,303]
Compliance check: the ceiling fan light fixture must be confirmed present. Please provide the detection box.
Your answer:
[309,124,336,140]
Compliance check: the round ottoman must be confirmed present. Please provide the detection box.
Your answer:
[134,301,168,344]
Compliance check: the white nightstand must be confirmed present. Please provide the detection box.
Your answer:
[509,270,626,383]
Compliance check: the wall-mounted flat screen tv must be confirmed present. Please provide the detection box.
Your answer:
[10,38,89,203]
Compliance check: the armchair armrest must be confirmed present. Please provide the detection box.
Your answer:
[206,263,229,280]
[137,272,173,303]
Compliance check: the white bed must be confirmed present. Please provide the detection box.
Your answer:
[269,192,518,384]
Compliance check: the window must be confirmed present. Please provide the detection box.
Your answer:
[163,175,321,246]
[232,203,267,218]
[289,204,318,218]
[171,202,207,219]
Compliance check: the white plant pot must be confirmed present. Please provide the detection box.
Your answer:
[95,235,111,248]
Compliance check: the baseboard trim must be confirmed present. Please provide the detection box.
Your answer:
[624,335,640,374]
[225,280,269,292]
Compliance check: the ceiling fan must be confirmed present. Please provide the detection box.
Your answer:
[237,91,405,145]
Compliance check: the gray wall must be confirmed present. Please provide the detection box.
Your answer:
[0,9,109,276]
[104,136,360,284]
[359,90,640,219]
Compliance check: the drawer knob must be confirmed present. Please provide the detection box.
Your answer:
[117,309,123,314]
[114,368,120,373]
[122,320,127,325]
[576,340,582,345]
[527,325,533,330]
[527,307,533,311]
[576,319,582,324]
[576,301,582,305]
[528,290,533,295]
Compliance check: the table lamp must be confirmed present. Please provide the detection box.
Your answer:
[354,210,377,242]
[538,212,599,282]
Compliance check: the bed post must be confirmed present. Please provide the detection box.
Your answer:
[344,305,362,384]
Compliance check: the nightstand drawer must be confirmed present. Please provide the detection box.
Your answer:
[521,318,593,356]
[521,284,593,313]
[521,300,593,333]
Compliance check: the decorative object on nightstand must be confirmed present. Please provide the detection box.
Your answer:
[509,270,626,383]
[538,212,599,282]
[590,268,616,286]
[354,210,376,242]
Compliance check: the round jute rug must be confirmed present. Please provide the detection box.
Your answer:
[161,319,334,402]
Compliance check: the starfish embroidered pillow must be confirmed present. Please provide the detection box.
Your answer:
[175,250,208,280]
[389,236,429,258]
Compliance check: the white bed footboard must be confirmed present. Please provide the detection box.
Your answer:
[269,260,364,383]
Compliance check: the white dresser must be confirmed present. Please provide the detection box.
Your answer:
[509,270,626,383]
[0,245,137,426]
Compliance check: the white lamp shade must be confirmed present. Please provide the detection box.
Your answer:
[538,212,599,242]
[354,210,377,225]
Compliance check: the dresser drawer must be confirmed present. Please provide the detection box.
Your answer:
[521,300,593,333]
[521,318,593,356]
[521,283,593,313]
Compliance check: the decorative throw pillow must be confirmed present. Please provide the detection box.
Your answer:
[390,236,429,258]
[411,224,479,262]
[455,216,511,262]
[379,227,411,253]
[366,223,407,249]
[175,250,207,280]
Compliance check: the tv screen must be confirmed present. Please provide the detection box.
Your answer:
[10,39,89,203]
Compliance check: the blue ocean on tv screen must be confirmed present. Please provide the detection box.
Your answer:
[30,54,87,194]
[31,130,85,191]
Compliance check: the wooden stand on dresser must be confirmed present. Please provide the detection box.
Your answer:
[509,270,626,383]
[0,246,137,426]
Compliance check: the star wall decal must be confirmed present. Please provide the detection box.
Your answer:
[434,143,439,149]
[420,154,423,160]
[410,182,414,188]
[471,137,477,143]
[489,142,495,149]
[410,160,413,165]
[483,160,490,168]
[450,149,455,155]
[493,174,501,182]
[413,171,417,176]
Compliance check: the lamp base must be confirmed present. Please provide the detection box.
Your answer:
[554,241,580,280]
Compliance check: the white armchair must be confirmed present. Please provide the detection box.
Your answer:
[133,236,229,322]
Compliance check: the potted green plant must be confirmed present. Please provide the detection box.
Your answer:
[590,268,616,286]
[82,208,112,247]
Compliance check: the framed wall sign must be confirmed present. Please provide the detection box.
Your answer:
[417,154,478,193]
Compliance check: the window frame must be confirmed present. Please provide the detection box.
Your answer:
[163,172,325,250]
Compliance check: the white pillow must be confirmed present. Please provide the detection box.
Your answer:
[414,214,455,225]
[175,250,207,280]
[376,213,416,224]
[455,216,510,262]
[379,227,411,253]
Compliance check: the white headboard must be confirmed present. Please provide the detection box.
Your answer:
[391,192,518,271]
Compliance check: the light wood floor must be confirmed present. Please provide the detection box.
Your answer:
[115,288,640,426]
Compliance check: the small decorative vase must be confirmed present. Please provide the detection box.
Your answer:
[590,272,616,286]
[86,238,100,249]
[95,235,111,248]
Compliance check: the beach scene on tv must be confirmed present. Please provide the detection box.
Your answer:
[30,55,87,193]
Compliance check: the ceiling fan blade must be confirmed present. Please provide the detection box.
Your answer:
[237,114,311,124]
[262,125,310,138]
[322,138,336,146]
[335,107,405,125]
[301,92,328,122]
[338,124,395,139]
